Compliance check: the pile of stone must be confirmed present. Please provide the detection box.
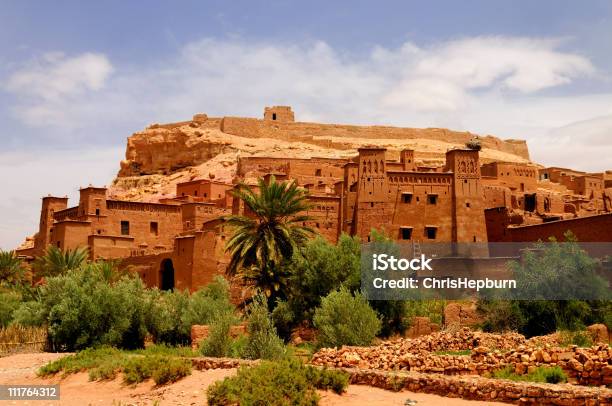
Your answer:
[473,344,612,386]
[311,328,612,386]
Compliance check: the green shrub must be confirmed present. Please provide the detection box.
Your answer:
[39,267,150,351]
[123,355,191,385]
[146,277,235,346]
[0,290,21,327]
[490,365,567,384]
[207,359,348,406]
[477,300,525,333]
[39,347,191,386]
[242,295,287,360]
[11,300,46,327]
[38,346,124,377]
[313,288,381,348]
[558,330,593,347]
[200,312,236,357]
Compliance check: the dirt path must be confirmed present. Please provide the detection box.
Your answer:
[0,353,509,405]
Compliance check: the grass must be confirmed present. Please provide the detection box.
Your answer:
[0,325,47,355]
[434,350,471,356]
[489,365,567,384]
[38,345,192,385]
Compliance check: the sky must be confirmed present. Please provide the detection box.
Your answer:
[1,0,612,249]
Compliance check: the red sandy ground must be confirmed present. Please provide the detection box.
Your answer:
[0,353,509,405]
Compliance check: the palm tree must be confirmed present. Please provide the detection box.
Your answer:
[0,250,24,284]
[224,176,315,302]
[34,245,89,277]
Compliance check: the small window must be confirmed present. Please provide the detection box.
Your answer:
[402,193,412,203]
[204,193,207,198]
[120,221,130,235]
[194,190,198,196]
[425,227,437,240]
[315,169,322,176]
[95,208,100,216]
[401,228,412,240]
[466,202,470,208]
[316,223,320,228]
[272,113,277,120]
[150,221,159,236]
[428,195,438,204]
[370,202,374,208]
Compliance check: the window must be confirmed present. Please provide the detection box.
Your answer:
[95,208,100,216]
[425,227,437,240]
[121,221,130,235]
[402,193,412,203]
[204,193,207,198]
[272,113,277,120]
[194,190,198,196]
[315,169,322,176]
[428,194,438,204]
[400,228,412,240]
[150,221,159,236]
[466,202,470,208]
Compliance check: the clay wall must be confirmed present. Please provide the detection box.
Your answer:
[482,185,512,209]
[181,203,229,232]
[176,180,233,201]
[304,195,342,243]
[102,201,182,253]
[88,235,134,259]
[480,162,538,192]
[505,213,612,242]
[34,196,69,253]
[384,172,454,242]
[220,117,530,160]
[50,221,91,251]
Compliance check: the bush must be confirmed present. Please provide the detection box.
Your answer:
[558,330,593,347]
[242,295,286,360]
[146,276,235,346]
[313,288,381,348]
[39,346,191,386]
[0,290,21,327]
[11,300,46,327]
[200,312,236,357]
[39,266,150,351]
[490,365,567,384]
[207,359,348,406]
[123,355,191,385]
[477,300,525,333]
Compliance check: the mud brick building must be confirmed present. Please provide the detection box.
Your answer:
[17,106,612,291]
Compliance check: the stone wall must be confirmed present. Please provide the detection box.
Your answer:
[311,328,612,386]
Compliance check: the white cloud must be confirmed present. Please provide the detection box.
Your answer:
[4,52,113,127]
[2,36,612,248]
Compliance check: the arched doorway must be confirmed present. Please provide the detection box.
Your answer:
[160,259,175,291]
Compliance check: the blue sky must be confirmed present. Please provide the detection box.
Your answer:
[1,1,612,249]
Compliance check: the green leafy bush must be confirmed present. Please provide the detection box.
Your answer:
[207,359,348,406]
[39,346,191,386]
[123,355,191,385]
[313,287,381,348]
[0,290,21,327]
[558,330,593,347]
[242,295,287,360]
[490,365,567,384]
[38,266,150,351]
[200,312,236,357]
[146,276,235,346]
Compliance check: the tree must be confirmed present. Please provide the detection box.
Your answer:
[0,250,24,284]
[224,176,314,303]
[33,246,89,278]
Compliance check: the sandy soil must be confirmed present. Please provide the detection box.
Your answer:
[0,353,509,406]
